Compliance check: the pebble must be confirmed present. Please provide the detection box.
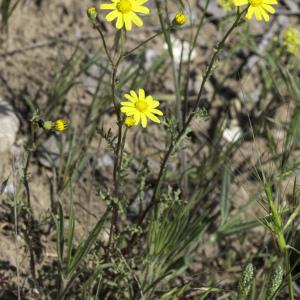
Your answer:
[0,99,20,153]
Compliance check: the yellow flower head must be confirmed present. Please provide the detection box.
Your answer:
[282,28,300,55]
[124,116,137,127]
[100,0,150,31]
[218,0,234,11]
[234,0,277,22]
[120,89,163,128]
[45,119,69,132]
[172,11,188,26]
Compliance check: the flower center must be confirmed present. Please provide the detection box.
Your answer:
[135,100,148,112]
[116,0,132,13]
[249,0,263,6]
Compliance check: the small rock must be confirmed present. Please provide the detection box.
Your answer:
[0,99,19,153]
[127,189,153,219]
[145,49,157,69]
[96,153,114,169]
[163,36,197,64]
[37,135,61,168]
[223,126,242,143]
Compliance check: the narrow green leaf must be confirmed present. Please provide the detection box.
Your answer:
[221,167,230,225]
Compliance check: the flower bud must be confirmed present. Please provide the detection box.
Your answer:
[87,7,97,21]
[124,116,136,128]
[172,12,188,26]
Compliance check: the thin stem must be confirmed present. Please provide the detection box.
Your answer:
[12,156,21,300]
[155,0,189,197]
[265,183,294,300]
[124,31,163,58]
[118,127,128,181]
[95,16,114,66]
[184,0,210,121]
[284,246,294,300]
[23,123,37,285]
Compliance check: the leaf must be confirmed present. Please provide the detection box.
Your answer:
[220,167,230,225]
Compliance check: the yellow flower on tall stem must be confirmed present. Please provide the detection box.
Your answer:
[120,89,163,128]
[100,0,150,31]
[234,0,277,22]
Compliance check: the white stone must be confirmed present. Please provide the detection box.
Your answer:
[223,126,242,143]
[0,99,20,153]
[163,36,197,64]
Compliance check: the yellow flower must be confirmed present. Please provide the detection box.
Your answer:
[218,0,234,11]
[234,0,277,22]
[124,116,137,127]
[99,0,150,31]
[120,89,163,128]
[172,11,188,26]
[282,28,300,55]
[43,119,69,132]
[53,119,69,131]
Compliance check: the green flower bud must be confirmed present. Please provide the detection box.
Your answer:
[43,121,53,130]
[237,262,255,300]
[87,7,97,21]
[266,263,283,299]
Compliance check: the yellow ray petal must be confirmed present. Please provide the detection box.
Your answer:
[259,7,270,22]
[134,112,141,125]
[141,114,147,128]
[120,101,134,107]
[123,13,132,31]
[148,100,160,109]
[234,0,248,6]
[254,7,262,21]
[130,90,138,100]
[262,4,275,14]
[129,11,143,27]
[138,89,145,100]
[245,6,255,19]
[124,94,136,102]
[146,112,161,123]
[121,107,136,114]
[106,10,120,21]
[131,3,150,14]
[264,0,277,4]
[150,108,163,116]
[116,15,124,29]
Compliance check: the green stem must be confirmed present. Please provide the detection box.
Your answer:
[184,0,210,120]
[264,183,294,300]
[155,0,188,197]
[23,122,37,285]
